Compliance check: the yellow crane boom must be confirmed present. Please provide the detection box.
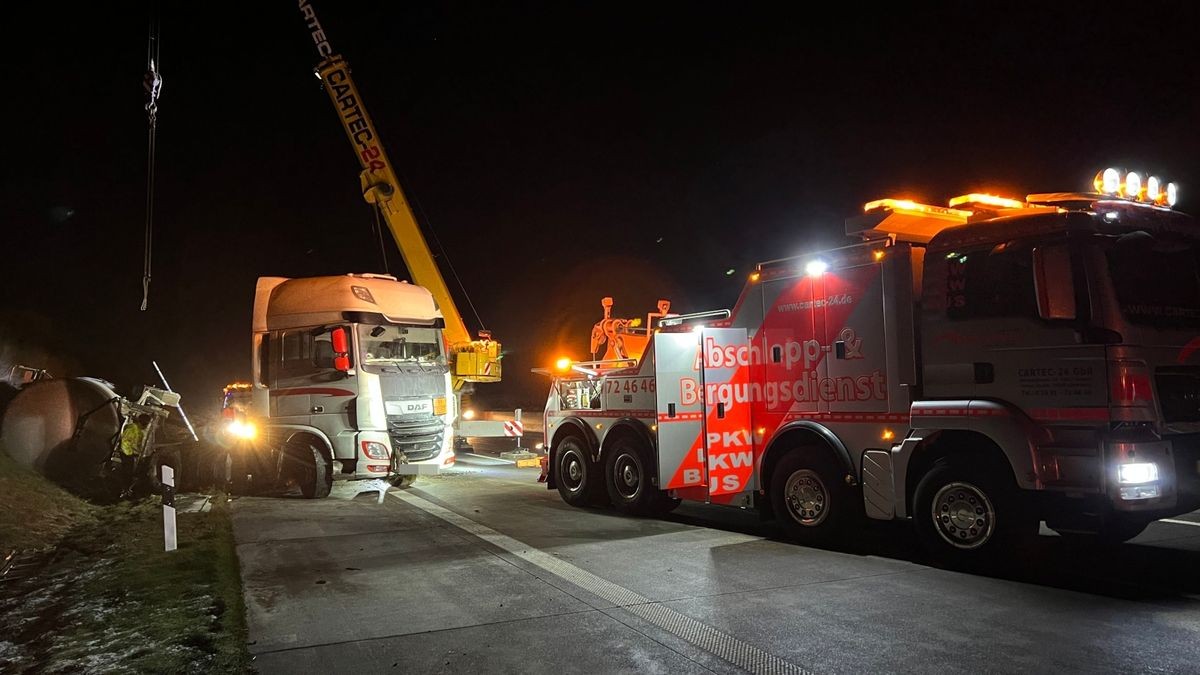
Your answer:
[299,2,500,387]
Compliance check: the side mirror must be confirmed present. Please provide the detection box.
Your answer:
[1033,245,1076,320]
[331,327,352,372]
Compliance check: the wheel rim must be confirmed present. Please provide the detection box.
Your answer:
[931,481,996,550]
[613,452,642,500]
[783,469,829,526]
[560,447,586,494]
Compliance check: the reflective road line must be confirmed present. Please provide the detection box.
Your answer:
[392,489,810,675]
[1160,518,1200,528]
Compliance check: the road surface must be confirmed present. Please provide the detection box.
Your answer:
[230,442,1200,673]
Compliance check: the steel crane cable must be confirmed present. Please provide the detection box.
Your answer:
[140,12,163,311]
[401,172,488,333]
[372,206,390,275]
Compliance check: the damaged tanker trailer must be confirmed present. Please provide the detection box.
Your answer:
[1,368,184,498]
[219,274,456,498]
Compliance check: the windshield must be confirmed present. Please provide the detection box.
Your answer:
[1106,235,1200,328]
[357,324,445,364]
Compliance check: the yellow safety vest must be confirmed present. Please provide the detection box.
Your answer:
[120,424,145,456]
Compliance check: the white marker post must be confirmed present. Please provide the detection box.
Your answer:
[162,465,177,552]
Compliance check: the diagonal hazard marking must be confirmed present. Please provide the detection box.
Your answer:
[391,489,811,675]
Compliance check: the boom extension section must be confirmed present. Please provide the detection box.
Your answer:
[301,3,501,387]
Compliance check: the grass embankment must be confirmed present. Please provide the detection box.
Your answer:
[0,451,252,673]
[0,450,95,550]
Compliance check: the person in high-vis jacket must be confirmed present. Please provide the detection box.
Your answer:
[118,414,151,497]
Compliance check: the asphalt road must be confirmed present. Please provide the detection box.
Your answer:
[230,440,1200,674]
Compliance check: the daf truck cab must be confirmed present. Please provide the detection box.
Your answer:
[225,273,455,498]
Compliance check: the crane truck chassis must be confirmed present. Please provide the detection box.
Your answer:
[541,173,1200,563]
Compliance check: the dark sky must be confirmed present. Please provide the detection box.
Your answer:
[3,1,1198,413]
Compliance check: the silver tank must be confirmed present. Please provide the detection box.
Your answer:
[0,377,123,486]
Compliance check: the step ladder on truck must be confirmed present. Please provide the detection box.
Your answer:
[538,170,1200,564]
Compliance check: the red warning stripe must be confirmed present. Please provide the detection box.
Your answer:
[548,410,656,421]
[657,411,705,422]
[271,387,355,397]
[1029,407,1110,421]
[785,411,910,423]
[912,407,1008,418]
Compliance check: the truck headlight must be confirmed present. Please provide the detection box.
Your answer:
[227,420,257,440]
[361,441,390,460]
[1118,462,1158,484]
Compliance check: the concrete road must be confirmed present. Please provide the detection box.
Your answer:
[231,446,1200,674]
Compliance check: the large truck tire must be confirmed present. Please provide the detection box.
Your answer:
[284,439,331,499]
[146,446,183,495]
[553,434,607,507]
[913,454,1037,566]
[388,475,417,489]
[603,436,679,516]
[770,449,857,545]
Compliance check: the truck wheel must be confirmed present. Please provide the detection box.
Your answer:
[604,436,678,516]
[913,455,1035,565]
[220,450,252,495]
[146,448,183,496]
[554,435,606,507]
[388,475,417,490]
[770,450,855,545]
[292,441,332,499]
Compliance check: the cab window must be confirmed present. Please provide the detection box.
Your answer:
[276,327,341,381]
[945,246,1038,320]
[559,379,601,410]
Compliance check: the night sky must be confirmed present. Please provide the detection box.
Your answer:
[4,1,1198,415]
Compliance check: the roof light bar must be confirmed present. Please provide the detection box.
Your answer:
[947,193,1027,210]
[862,199,972,219]
[1092,167,1178,207]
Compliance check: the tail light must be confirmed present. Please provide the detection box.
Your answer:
[1109,360,1154,409]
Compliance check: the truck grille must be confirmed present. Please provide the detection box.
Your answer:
[1156,367,1200,423]
[386,415,444,462]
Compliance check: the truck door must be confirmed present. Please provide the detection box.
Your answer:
[699,328,754,496]
[274,327,355,438]
[760,273,826,419]
[824,262,889,413]
[654,332,706,489]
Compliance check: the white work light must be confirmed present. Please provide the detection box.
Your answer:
[1124,172,1142,199]
[805,259,828,278]
[1099,167,1121,195]
[1146,176,1161,202]
[1118,462,1158,484]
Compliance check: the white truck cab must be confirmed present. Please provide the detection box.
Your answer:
[226,274,455,497]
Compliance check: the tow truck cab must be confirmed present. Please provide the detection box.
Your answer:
[911,198,1200,528]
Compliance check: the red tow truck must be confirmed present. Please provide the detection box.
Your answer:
[539,170,1199,563]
